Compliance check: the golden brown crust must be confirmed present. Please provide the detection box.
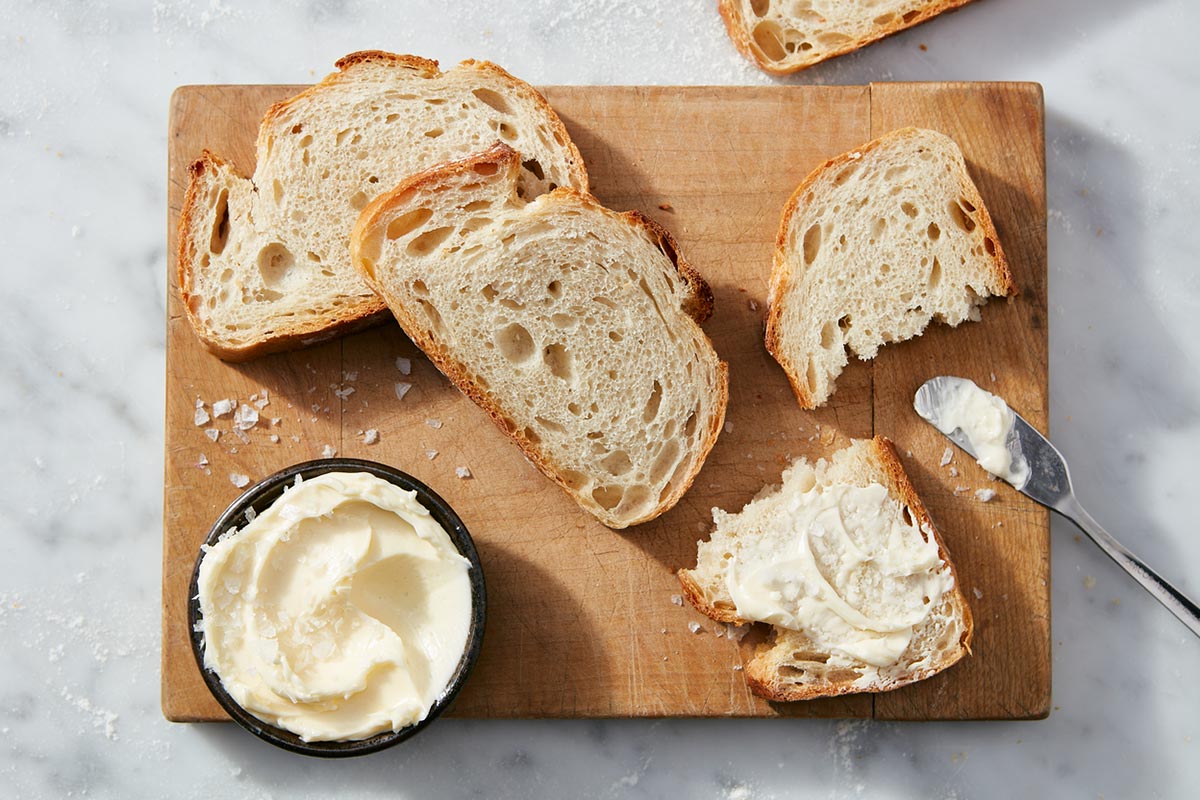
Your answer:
[351,144,727,529]
[718,0,978,75]
[677,568,747,625]
[178,50,588,361]
[765,127,1016,409]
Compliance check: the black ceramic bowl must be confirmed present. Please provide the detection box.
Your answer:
[187,458,486,758]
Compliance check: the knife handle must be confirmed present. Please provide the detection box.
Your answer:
[1058,494,1200,638]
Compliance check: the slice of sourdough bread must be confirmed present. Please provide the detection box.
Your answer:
[766,127,1016,409]
[719,0,976,75]
[177,51,587,361]
[679,436,972,701]
[351,143,728,529]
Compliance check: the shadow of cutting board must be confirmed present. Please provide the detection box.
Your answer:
[163,82,1049,721]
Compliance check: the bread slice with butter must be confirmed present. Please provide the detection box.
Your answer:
[177,50,588,361]
[351,143,728,529]
[766,127,1016,409]
[719,0,976,75]
[679,436,972,701]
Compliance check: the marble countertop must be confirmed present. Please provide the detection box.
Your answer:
[3,0,1198,796]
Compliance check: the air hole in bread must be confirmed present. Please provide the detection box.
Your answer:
[644,380,663,423]
[926,221,941,242]
[802,224,822,266]
[600,450,633,477]
[349,191,368,211]
[567,402,582,416]
[498,122,517,141]
[650,439,681,484]
[543,343,574,380]
[902,10,920,22]
[522,426,540,445]
[560,470,589,491]
[384,113,400,124]
[496,323,535,364]
[928,257,943,289]
[271,180,284,204]
[473,161,500,177]
[875,12,896,24]
[411,279,429,297]
[551,313,576,329]
[871,217,887,240]
[819,321,837,350]
[423,128,444,138]
[335,128,351,147]
[463,200,492,213]
[209,189,230,255]
[463,216,493,233]
[623,485,651,513]
[608,331,623,342]
[499,297,523,310]
[900,201,918,218]
[545,280,563,300]
[592,484,624,511]
[833,164,857,186]
[534,416,565,435]
[949,201,976,233]
[806,358,819,394]
[752,21,787,61]
[387,208,433,240]
[984,236,997,256]
[471,87,512,114]
[406,226,454,256]
[656,235,680,269]
[593,296,618,310]
[357,257,376,280]
[683,409,699,439]
[521,159,545,181]
[750,0,769,16]
[256,243,295,289]
[818,31,852,47]
[290,124,302,135]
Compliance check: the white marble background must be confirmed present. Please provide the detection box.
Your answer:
[2,0,1198,797]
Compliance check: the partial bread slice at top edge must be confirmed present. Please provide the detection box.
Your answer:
[718,0,976,75]
[351,143,728,529]
[678,436,973,702]
[177,50,588,361]
[765,127,1016,409]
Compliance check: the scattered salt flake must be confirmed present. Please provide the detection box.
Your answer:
[321,444,336,458]
[660,628,667,634]
[748,300,759,311]
[732,664,743,671]
[724,421,733,434]
[291,435,301,443]
[334,386,355,400]
[455,466,472,479]
[670,594,683,607]
[212,399,235,418]
[948,467,959,478]
[426,418,443,429]
[992,521,1004,528]
[197,454,209,468]
[714,627,725,638]
[252,390,270,409]
[973,587,984,600]
[940,447,953,467]
[269,434,280,444]
[662,656,668,661]
[395,382,412,401]
[194,406,210,426]
[245,507,257,522]
[396,357,412,375]
[234,404,259,430]
[975,488,997,502]
[229,473,250,488]
[362,429,380,445]
[425,449,439,460]
[270,417,281,426]
[953,485,969,495]
[990,372,997,383]
[725,623,750,641]
[232,429,249,444]
[343,371,358,382]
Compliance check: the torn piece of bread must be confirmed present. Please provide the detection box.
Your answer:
[766,127,1016,409]
[177,50,587,361]
[351,144,728,529]
[719,0,976,75]
[679,436,972,701]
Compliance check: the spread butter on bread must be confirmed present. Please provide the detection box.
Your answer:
[766,127,1016,409]
[351,144,728,529]
[679,436,973,701]
[177,51,587,360]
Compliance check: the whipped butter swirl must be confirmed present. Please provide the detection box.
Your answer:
[725,481,952,667]
[197,472,472,742]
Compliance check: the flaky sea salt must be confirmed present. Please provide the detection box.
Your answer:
[321,444,336,458]
[670,594,683,607]
[362,429,379,445]
[252,390,270,409]
[395,382,412,401]
[194,406,210,426]
[975,488,997,502]
[396,357,412,375]
[940,447,953,467]
[234,404,259,431]
[688,621,702,634]
[334,386,355,401]
[426,418,443,429]
[455,466,472,479]
[205,429,220,442]
[229,473,250,488]
[212,399,235,418]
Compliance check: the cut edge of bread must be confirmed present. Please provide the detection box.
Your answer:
[678,435,973,702]
[351,143,728,529]
[764,127,1017,410]
[717,0,977,75]
[175,50,589,362]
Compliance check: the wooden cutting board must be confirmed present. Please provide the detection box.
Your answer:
[163,82,1049,722]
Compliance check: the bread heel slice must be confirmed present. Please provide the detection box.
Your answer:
[719,0,977,75]
[679,436,973,701]
[766,127,1016,409]
[177,51,587,361]
[352,144,728,529]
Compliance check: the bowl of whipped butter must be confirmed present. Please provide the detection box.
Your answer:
[188,459,486,757]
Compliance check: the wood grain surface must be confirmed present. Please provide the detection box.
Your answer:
[163,82,1048,722]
